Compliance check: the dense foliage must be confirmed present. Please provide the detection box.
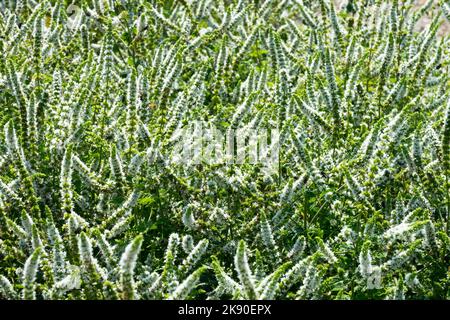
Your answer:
[0,0,449,300]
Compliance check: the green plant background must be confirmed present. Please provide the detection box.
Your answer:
[0,0,449,300]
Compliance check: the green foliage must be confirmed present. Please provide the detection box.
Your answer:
[0,0,449,300]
